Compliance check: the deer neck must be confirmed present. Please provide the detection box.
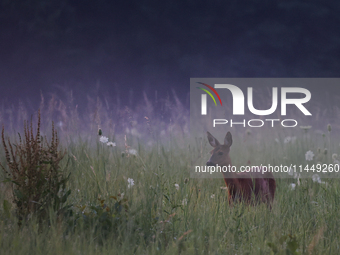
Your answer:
[220,158,239,186]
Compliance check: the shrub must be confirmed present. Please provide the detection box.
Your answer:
[0,110,71,225]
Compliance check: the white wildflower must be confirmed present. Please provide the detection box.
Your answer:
[312,174,326,184]
[182,198,188,206]
[289,183,296,190]
[288,167,294,176]
[129,149,138,155]
[312,174,320,183]
[57,121,63,128]
[305,150,314,161]
[127,178,135,188]
[175,184,179,190]
[107,142,116,147]
[210,194,215,199]
[100,136,109,143]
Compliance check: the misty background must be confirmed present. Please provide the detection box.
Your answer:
[1,1,340,108]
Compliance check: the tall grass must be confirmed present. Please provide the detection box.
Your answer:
[0,90,340,254]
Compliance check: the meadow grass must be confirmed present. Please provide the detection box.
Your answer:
[1,92,340,254]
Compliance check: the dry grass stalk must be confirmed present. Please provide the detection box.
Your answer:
[308,226,325,255]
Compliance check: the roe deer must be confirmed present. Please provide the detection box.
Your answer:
[206,131,276,206]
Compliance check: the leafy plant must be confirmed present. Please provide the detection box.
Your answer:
[0,110,71,225]
[72,194,129,242]
[267,234,300,255]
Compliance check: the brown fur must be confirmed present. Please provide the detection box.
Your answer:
[206,131,276,206]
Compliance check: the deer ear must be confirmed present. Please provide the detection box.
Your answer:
[207,131,220,147]
[224,132,232,147]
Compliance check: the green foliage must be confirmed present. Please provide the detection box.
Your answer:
[0,115,340,254]
[70,194,130,243]
[267,234,300,255]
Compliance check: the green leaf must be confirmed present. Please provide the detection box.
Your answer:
[163,194,171,203]
[237,210,244,218]
[90,205,101,214]
[279,235,288,245]
[14,189,24,200]
[267,242,278,253]
[2,178,20,186]
[114,202,122,213]
[287,239,299,253]
[3,200,11,218]
[172,204,182,209]
[61,190,71,203]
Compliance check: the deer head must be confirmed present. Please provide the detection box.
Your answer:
[206,131,233,167]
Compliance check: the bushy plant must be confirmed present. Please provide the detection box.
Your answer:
[0,110,71,225]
